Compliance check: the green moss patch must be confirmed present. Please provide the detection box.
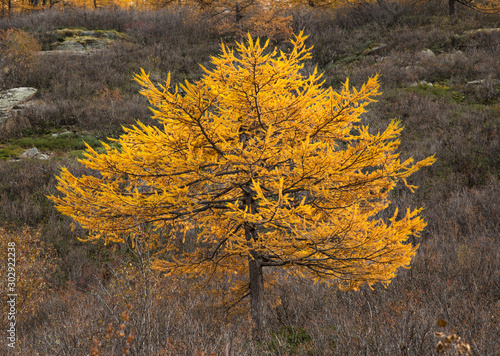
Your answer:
[1,133,103,159]
[406,82,466,103]
[0,146,23,160]
[267,326,313,354]
[14,133,101,151]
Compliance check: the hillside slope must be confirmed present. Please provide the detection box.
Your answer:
[0,5,498,355]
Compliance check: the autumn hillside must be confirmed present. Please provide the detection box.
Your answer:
[0,2,499,355]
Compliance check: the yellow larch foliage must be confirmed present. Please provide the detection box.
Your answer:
[50,32,435,304]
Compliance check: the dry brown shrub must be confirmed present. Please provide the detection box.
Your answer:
[0,28,41,89]
[0,226,60,328]
[434,320,472,355]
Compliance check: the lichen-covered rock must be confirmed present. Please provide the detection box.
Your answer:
[0,88,37,137]
[85,40,107,50]
[19,147,52,160]
[56,41,86,51]
[37,153,51,160]
[80,31,96,36]
[46,28,131,53]
[418,49,436,60]
[0,87,37,124]
[20,147,39,159]
[51,131,73,137]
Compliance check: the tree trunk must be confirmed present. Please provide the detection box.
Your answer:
[248,252,264,341]
[377,0,387,11]
[243,185,265,341]
[449,0,456,15]
[234,4,243,24]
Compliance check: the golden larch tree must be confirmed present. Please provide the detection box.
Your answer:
[51,32,435,338]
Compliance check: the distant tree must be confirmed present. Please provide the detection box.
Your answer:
[0,0,11,17]
[142,0,179,9]
[290,0,500,15]
[447,0,499,15]
[288,0,376,7]
[51,32,435,339]
[290,0,336,6]
[189,0,293,40]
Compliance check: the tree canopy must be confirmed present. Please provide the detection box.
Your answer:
[51,32,435,337]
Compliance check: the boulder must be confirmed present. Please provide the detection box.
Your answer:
[467,79,500,86]
[80,30,96,36]
[56,41,86,51]
[418,49,436,62]
[20,147,39,159]
[19,147,51,160]
[467,79,486,85]
[105,31,118,40]
[51,131,73,137]
[410,80,434,87]
[0,87,37,124]
[85,40,107,50]
[41,28,132,54]
[37,153,51,160]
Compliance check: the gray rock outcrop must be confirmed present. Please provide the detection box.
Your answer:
[20,147,39,159]
[0,87,37,126]
[56,41,86,51]
[19,147,51,160]
[418,49,436,60]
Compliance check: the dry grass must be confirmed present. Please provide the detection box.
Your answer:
[0,2,498,355]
